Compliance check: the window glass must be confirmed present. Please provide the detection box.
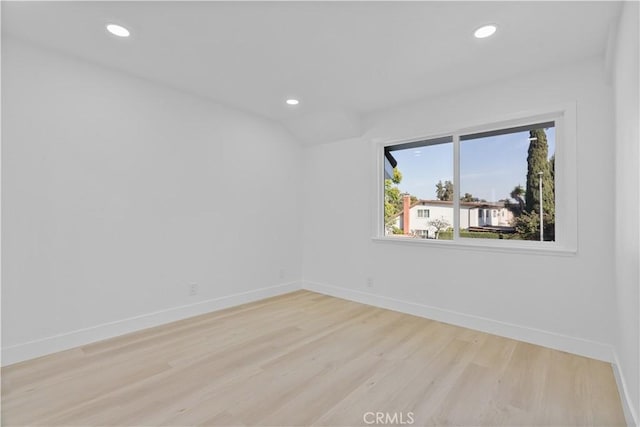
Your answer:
[384,138,453,238]
[460,124,555,241]
[381,119,559,244]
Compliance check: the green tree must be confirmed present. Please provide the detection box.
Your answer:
[392,168,402,185]
[549,154,555,202]
[461,193,479,202]
[512,210,555,241]
[525,129,555,218]
[513,211,539,239]
[510,185,525,212]
[384,167,413,227]
[436,181,444,200]
[384,178,402,226]
[436,180,454,201]
[428,218,451,239]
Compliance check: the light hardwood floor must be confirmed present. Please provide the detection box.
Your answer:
[1,290,626,426]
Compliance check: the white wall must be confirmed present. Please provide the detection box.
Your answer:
[0,14,635,419]
[1,38,303,364]
[613,2,640,424]
[303,58,617,362]
[402,205,454,235]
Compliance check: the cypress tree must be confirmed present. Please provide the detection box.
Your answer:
[525,129,555,218]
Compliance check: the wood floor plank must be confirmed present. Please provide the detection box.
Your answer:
[1,290,626,426]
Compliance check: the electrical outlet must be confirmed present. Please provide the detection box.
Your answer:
[188,283,198,296]
[366,277,374,288]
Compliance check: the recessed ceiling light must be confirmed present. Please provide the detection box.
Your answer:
[286,99,299,106]
[474,24,497,39]
[106,24,130,38]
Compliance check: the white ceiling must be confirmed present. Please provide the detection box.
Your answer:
[2,1,622,144]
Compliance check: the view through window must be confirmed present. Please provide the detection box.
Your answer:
[383,122,556,242]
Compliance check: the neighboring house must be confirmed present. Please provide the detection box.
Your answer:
[390,195,515,238]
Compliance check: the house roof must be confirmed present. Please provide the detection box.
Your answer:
[413,199,506,209]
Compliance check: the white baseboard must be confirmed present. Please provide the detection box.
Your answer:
[2,281,302,367]
[612,351,640,427]
[5,279,631,422]
[3,279,618,375]
[302,280,614,363]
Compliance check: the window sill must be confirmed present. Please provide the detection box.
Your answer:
[371,236,577,256]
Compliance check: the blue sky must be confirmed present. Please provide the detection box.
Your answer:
[391,128,555,202]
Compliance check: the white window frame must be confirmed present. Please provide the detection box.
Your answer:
[372,104,577,255]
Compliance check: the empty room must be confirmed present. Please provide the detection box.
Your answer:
[1,1,639,426]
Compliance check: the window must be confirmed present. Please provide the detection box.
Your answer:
[416,229,429,239]
[378,109,576,253]
[383,136,452,235]
[460,122,556,241]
